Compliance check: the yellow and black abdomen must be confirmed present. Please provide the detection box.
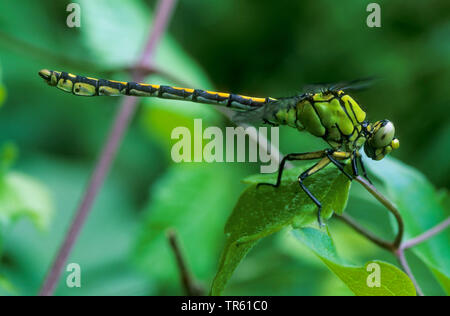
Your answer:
[42,69,269,111]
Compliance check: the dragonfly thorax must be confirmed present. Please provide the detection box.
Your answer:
[266,91,399,158]
[270,91,368,150]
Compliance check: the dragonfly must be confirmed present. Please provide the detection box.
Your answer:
[38,69,400,226]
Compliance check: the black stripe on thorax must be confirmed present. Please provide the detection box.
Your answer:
[308,97,328,134]
[335,122,354,138]
[335,94,356,126]
[347,96,364,123]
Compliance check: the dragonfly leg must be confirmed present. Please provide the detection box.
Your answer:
[298,157,332,226]
[257,149,352,226]
[357,155,373,184]
[351,150,359,176]
[257,150,327,189]
[325,149,353,180]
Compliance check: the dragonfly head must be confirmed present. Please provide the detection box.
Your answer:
[364,120,400,160]
[38,69,58,86]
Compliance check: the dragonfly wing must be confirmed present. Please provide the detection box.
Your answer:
[231,99,290,125]
[329,77,378,92]
[303,77,378,94]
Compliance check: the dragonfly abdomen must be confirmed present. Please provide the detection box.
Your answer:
[40,70,270,111]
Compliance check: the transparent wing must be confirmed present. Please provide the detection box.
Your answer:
[303,77,378,94]
[231,77,377,125]
[231,98,293,125]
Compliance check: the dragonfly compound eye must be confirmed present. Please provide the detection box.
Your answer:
[365,120,399,160]
[370,120,395,148]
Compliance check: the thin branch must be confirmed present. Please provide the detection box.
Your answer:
[338,210,426,295]
[339,176,404,250]
[395,249,424,296]
[354,175,404,249]
[402,217,450,250]
[38,0,178,296]
[337,214,395,251]
[340,176,448,296]
[166,229,204,296]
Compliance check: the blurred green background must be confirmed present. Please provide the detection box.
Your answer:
[0,0,448,295]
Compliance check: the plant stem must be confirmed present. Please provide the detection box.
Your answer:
[395,248,424,296]
[340,176,450,296]
[402,217,450,250]
[337,214,395,251]
[167,229,204,296]
[38,0,177,296]
[354,175,404,249]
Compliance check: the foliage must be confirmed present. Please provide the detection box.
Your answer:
[211,156,448,296]
[365,156,450,294]
[0,0,448,296]
[0,142,53,294]
[211,164,350,295]
[134,163,242,290]
[293,228,416,296]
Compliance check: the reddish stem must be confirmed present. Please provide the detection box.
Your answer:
[38,0,177,296]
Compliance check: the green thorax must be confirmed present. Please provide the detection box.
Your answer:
[270,90,368,151]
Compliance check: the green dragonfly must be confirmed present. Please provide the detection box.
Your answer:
[38,69,400,225]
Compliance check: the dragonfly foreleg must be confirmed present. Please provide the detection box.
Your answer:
[256,150,327,189]
[352,151,359,176]
[257,149,352,226]
[325,149,353,180]
[357,154,373,184]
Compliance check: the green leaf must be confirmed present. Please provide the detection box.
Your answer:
[140,92,223,154]
[79,0,211,88]
[79,0,222,149]
[210,164,351,295]
[0,171,53,230]
[0,275,17,295]
[79,0,151,68]
[0,65,5,108]
[134,163,242,288]
[365,156,450,294]
[293,228,417,296]
[0,142,18,175]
